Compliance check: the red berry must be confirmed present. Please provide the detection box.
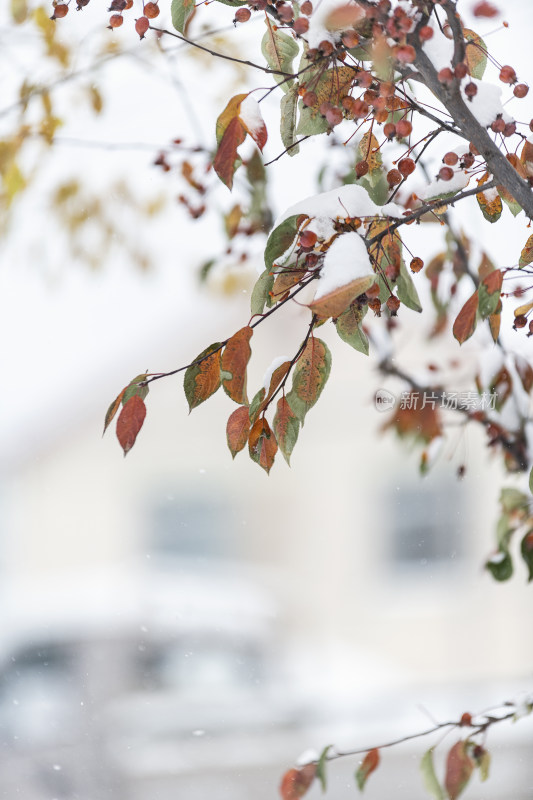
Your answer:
[143,1,159,17]
[464,82,477,99]
[395,119,412,138]
[356,161,369,178]
[499,65,517,84]
[443,151,459,166]
[301,0,312,13]
[300,230,317,249]
[410,257,423,273]
[439,166,454,181]
[473,1,499,17]
[503,122,516,137]
[318,39,334,56]
[325,106,343,127]
[419,25,433,41]
[383,122,396,139]
[234,6,251,22]
[387,168,402,186]
[366,282,380,299]
[514,83,529,98]
[109,12,123,26]
[292,17,309,34]
[514,315,527,329]
[461,152,475,168]
[455,62,468,79]
[51,3,68,18]
[352,100,369,118]
[438,67,454,84]
[277,3,294,22]
[394,45,416,64]
[386,295,401,315]
[341,30,359,48]
[491,117,505,133]
[302,91,317,107]
[135,15,149,37]
[398,158,415,177]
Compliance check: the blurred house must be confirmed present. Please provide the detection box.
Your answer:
[1,296,532,800]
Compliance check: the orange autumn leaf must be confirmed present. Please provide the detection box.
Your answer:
[279,764,316,800]
[221,326,253,404]
[308,275,374,319]
[226,405,251,458]
[248,416,278,473]
[453,290,479,344]
[213,115,247,190]
[355,748,380,791]
[273,395,299,465]
[519,233,533,268]
[103,386,126,435]
[116,394,146,456]
[287,337,331,421]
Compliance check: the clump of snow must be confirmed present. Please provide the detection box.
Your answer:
[420,169,470,201]
[296,748,319,766]
[461,78,512,128]
[277,184,403,229]
[422,20,454,70]
[239,95,265,136]
[313,231,373,300]
[487,551,507,565]
[262,355,290,391]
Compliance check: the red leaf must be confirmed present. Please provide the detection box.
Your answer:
[355,748,380,791]
[452,290,479,344]
[482,269,503,295]
[445,741,474,800]
[116,394,146,456]
[103,387,126,435]
[213,116,247,190]
[221,326,253,404]
[248,417,278,474]
[279,765,316,800]
[226,405,251,458]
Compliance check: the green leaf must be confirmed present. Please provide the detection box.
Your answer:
[249,386,266,424]
[397,259,422,313]
[498,186,522,217]
[357,172,389,205]
[501,487,528,513]
[264,214,302,271]
[296,100,329,136]
[250,268,275,315]
[280,85,300,157]
[316,745,332,792]
[273,396,300,465]
[213,0,246,5]
[486,549,513,581]
[170,0,195,34]
[335,304,369,355]
[123,373,149,403]
[478,270,502,319]
[261,18,299,93]
[520,529,533,581]
[420,748,445,800]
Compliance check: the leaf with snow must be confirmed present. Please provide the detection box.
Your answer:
[116,394,146,456]
[226,405,251,458]
[287,337,331,422]
[355,748,380,792]
[273,396,299,465]
[420,748,445,800]
[335,304,369,355]
[477,186,502,223]
[280,85,300,157]
[184,343,222,411]
[261,17,299,92]
[248,417,277,473]
[309,232,374,319]
[519,233,533,268]
[486,548,513,581]
[170,0,194,33]
[239,95,267,152]
[264,214,303,271]
[453,290,478,344]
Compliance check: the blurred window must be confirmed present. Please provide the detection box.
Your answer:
[149,493,233,560]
